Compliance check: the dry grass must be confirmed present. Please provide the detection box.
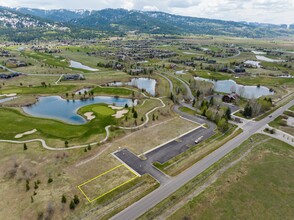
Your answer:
[112,116,199,155]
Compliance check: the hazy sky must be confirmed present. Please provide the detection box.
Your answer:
[0,0,293,24]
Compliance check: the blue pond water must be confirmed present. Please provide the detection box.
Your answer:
[23,96,135,124]
[195,77,274,99]
[109,78,157,96]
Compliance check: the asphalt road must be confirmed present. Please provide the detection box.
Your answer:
[111,99,294,220]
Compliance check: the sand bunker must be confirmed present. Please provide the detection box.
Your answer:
[84,112,96,121]
[112,109,129,119]
[108,105,124,110]
[0,93,17,97]
[15,129,37,139]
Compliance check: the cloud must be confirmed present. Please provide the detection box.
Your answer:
[142,6,159,11]
[0,0,293,24]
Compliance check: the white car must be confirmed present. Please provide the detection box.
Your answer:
[195,136,203,144]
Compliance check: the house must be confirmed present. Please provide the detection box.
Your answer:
[0,72,22,79]
[62,74,85,81]
[207,60,217,64]
[222,93,239,103]
[5,59,28,67]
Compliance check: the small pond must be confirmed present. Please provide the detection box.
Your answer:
[252,50,266,55]
[244,60,261,68]
[69,60,99,71]
[194,77,274,99]
[109,78,157,96]
[256,56,285,63]
[23,96,135,125]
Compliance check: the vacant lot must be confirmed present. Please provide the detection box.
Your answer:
[111,116,199,155]
[169,137,294,220]
[269,114,294,136]
[79,164,137,202]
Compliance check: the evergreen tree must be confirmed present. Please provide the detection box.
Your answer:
[61,195,67,203]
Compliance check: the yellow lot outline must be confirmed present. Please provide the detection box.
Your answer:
[78,164,139,203]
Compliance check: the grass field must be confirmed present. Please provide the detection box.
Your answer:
[0,85,78,95]
[179,106,199,115]
[91,86,134,97]
[168,137,294,220]
[78,164,138,202]
[269,114,294,136]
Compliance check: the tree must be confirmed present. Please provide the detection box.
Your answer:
[192,99,196,107]
[87,145,91,151]
[196,90,201,99]
[133,110,138,119]
[34,181,39,190]
[217,118,229,132]
[73,195,79,205]
[209,97,214,106]
[61,195,67,203]
[225,108,231,120]
[243,104,252,118]
[152,114,155,121]
[125,104,129,108]
[23,143,27,151]
[69,200,75,210]
[65,141,69,148]
[141,116,144,122]
[48,178,53,184]
[26,180,30,191]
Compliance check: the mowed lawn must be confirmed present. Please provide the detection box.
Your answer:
[91,86,134,96]
[169,137,294,220]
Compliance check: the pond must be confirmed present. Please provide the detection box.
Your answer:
[256,56,285,62]
[194,77,274,99]
[252,50,266,55]
[69,60,99,71]
[244,60,261,68]
[109,78,157,96]
[23,96,135,125]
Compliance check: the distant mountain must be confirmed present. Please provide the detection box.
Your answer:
[14,8,92,22]
[0,7,57,29]
[0,7,293,41]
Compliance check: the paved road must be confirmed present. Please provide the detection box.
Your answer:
[111,99,294,220]
[113,125,212,185]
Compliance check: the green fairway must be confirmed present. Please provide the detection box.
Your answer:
[0,85,77,95]
[0,107,116,144]
[169,137,294,220]
[92,86,134,96]
[78,104,116,116]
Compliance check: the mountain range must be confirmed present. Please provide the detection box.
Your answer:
[0,6,293,42]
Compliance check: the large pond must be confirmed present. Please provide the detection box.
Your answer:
[23,96,135,124]
[109,78,157,96]
[194,77,274,99]
[69,60,99,71]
